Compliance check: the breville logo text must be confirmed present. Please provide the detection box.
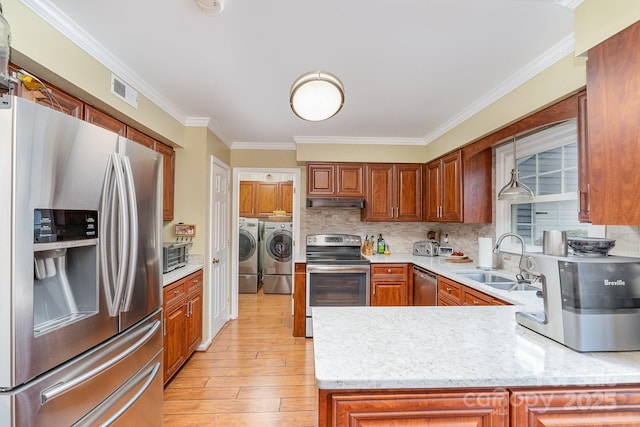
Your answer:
[604,279,626,286]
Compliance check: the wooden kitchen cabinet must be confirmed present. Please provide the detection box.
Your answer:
[586,21,640,225]
[370,264,410,306]
[155,141,176,221]
[84,105,127,136]
[163,270,203,384]
[239,181,256,217]
[35,86,84,118]
[293,263,307,337]
[307,162,364,198]
[577,90,590,223]
[437,275,509,306]
[362,163,422,222]
[126,127,156,149]
[241,181,293,218]
[510,386,640,426]
[425,151,462,222]
[437,276,463,305]
[319,389,509,427]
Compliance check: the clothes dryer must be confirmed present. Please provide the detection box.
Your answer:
[262,221,293,294]
[238,217,259,293]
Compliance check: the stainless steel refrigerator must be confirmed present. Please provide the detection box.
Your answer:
[0,95,163,426]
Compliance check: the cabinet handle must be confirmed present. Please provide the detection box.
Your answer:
[373,284,376,295]
[473,300,479,305]
[174,289,179,295]
[387,269,392,273]
[446,287,452,293]
[163,318,166,336]
[395,207,399,217]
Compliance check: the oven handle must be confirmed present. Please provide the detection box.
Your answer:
[306,265,371,274]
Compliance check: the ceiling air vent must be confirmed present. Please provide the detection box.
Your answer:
[111,74,138,108]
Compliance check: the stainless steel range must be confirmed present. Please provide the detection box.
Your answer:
[305,234,370,337]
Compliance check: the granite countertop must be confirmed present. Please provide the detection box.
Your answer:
[312,305,640,390]
[162,264,204,287]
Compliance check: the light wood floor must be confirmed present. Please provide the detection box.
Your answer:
[163,288,316,426]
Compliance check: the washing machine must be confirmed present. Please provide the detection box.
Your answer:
[262,221,293,294]
[238,217,259,293]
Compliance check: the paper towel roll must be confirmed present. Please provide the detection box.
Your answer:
[478,237,493,268]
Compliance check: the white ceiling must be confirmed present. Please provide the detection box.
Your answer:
[21,0,577,149]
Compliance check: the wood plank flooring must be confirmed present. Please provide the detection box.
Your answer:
[163,289,316,426]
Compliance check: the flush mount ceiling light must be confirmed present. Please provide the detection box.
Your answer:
[498,136,534,201]
[290,71,344,122]
[196,0,224,15]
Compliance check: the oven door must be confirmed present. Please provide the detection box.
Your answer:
[305,264,370,337]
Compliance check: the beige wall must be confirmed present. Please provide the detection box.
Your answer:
[575,0,640,56]
[296,143,427,163]
[230,149,299,168]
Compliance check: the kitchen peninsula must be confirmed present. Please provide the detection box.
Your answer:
[313,256,640,426]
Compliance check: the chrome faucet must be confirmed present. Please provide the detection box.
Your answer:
[494,232,529,275]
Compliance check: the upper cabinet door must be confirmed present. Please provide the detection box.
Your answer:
[336,163,364,197]
[84,105,126,136]
[363,164,395,221]
[425,152,462,222]
[126,127,156,150]
[395,164,422,221]
[154,142,175,221]
[279,181,294,215]
[307,163,336,197]
[239,181,256,217]
[587,21,640,225]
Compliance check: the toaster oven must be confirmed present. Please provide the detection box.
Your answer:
[163,241,190,273]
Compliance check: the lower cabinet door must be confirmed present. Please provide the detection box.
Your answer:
[163,303,187,383]
[510,387,640,426]
[186,291,203,355]
[322,390,508,427]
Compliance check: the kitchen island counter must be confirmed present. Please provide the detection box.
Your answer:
[313,305,640,390]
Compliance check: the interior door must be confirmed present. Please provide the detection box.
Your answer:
[208,157,230,340]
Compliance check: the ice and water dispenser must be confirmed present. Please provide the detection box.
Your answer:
[33,209,99,336]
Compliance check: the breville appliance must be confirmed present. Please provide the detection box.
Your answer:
[413,240,440,257]
[238,217,259,293]
[516,251,640,352]
[305,234,371,337]
[0,96,163,425]
[262,221,293,294]
[163,241,190,273]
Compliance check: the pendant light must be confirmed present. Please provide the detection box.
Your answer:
[290,71,344,121]
[498,136,534,201]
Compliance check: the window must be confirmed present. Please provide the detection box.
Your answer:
[496,119,588,250]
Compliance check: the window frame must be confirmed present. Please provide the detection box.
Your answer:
[495,119,579,253]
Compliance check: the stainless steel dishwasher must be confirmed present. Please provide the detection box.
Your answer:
[413,266,437,305]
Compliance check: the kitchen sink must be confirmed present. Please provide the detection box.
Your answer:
[455,272,515,284]
[483,282,538,291]
[455,271,538,292]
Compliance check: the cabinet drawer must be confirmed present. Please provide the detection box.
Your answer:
[438,277,462,302]
[185,271,203,295]
[371,264,408,278]
[462,286,493,306]
[164,279,186,308]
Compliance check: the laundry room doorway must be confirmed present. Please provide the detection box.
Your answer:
[231,168,300,319]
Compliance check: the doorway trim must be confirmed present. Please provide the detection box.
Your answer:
[230,167,301,319]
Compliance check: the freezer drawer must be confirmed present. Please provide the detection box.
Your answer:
[0,310,163,427]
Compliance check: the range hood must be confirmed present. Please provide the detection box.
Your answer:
[306,198,365,209]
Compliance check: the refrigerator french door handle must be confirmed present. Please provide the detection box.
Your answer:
[100,154,119,317]
[73,361,161,427]
[121,156,139,312]
[110,154,131,317]
[40,320,161,405]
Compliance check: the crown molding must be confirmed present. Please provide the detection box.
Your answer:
[231,141,297,150]
[185,117,211,127]
[293,136,427,146]
[424,33,575,145]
